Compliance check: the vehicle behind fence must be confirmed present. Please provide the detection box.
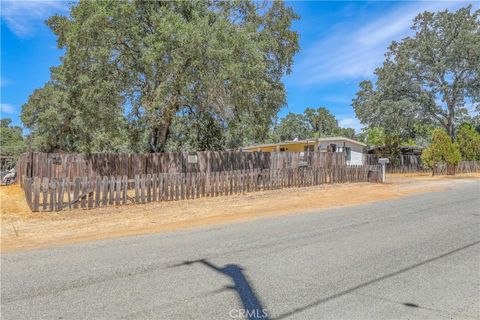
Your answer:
[22,165,381,212]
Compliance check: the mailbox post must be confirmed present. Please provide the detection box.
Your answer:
[378,158,389,183]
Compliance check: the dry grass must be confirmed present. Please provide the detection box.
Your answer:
[1,173,478,252]
[387,172,480,179]
[10,223,19,237]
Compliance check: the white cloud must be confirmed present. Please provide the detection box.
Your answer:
[321,95,351,104]
[0,76,10,87]
[338,116,363,132]
[293,1,479,85]
[1,0,69,38]
[0,103,17,115]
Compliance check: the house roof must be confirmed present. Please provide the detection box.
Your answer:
[242,137,367,149]
[316,136,367,146]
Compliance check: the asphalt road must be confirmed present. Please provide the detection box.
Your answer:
[2,180,479,320]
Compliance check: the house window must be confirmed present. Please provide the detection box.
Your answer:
[345,147,351,161]
[279,147,287,152]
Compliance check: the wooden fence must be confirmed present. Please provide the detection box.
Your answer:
[432,161,480,175]
[364,154,423,172]
[17,151,346,181]
[22,165,381,212]
[364,155,480,174]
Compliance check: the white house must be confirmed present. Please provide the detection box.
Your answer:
[241,136,367,165]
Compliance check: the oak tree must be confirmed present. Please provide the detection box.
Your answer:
[353,6,480,140]
[22,0,299,152]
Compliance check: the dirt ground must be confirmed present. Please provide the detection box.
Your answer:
[1,173,479,252]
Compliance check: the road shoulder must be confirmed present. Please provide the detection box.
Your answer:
[1,173,478,252]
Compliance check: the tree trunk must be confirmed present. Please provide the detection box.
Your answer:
[446,103,455,140]
[148,128,159,153]
[147,109,174,153]
[157,120,172,152]
[148,123,171,153]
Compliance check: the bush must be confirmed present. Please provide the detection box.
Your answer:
[421,129,461,175]
[456,123,480,160]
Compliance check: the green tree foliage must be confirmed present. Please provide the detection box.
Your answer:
[22,0,299,153]
[360,124,438,147]
[421,129,461,175]
[304,107,339,137]
[353,6,480,140]
[455,123,480,160]
[0,118,26,163]
[472,115,480,133]
[166,108,225,151]
[358,126,402,160]
[270,113,311,142]
[410,123,439,147]
[269,107,356,142]
[21,82,129,152]
[336,127,355,139]
[363,127,386,147]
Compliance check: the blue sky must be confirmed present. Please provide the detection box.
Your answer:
[1,1,478,133]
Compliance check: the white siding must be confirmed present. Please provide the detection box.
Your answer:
[349,149,363,165]
[346,142,364,165]
[316,140,364,165]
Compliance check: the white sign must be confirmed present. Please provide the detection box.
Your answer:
[378,158,390,164]
[187,155,198,164]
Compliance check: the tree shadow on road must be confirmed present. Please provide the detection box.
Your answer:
[181,259,269,320]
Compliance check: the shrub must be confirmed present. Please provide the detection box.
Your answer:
[456,123,480,160]
[421,129,461,175]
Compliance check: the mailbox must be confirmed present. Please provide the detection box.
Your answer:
[378,158,389,183]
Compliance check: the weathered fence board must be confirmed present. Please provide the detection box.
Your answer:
[21,165,382,212]
[19,150,478,213]
[17,151,347,180]
[364,154,424,172]
[364,155,480,174]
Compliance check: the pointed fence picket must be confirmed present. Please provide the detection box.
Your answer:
[21,165,382,212]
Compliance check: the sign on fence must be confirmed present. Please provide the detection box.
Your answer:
[187,155,198,164]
